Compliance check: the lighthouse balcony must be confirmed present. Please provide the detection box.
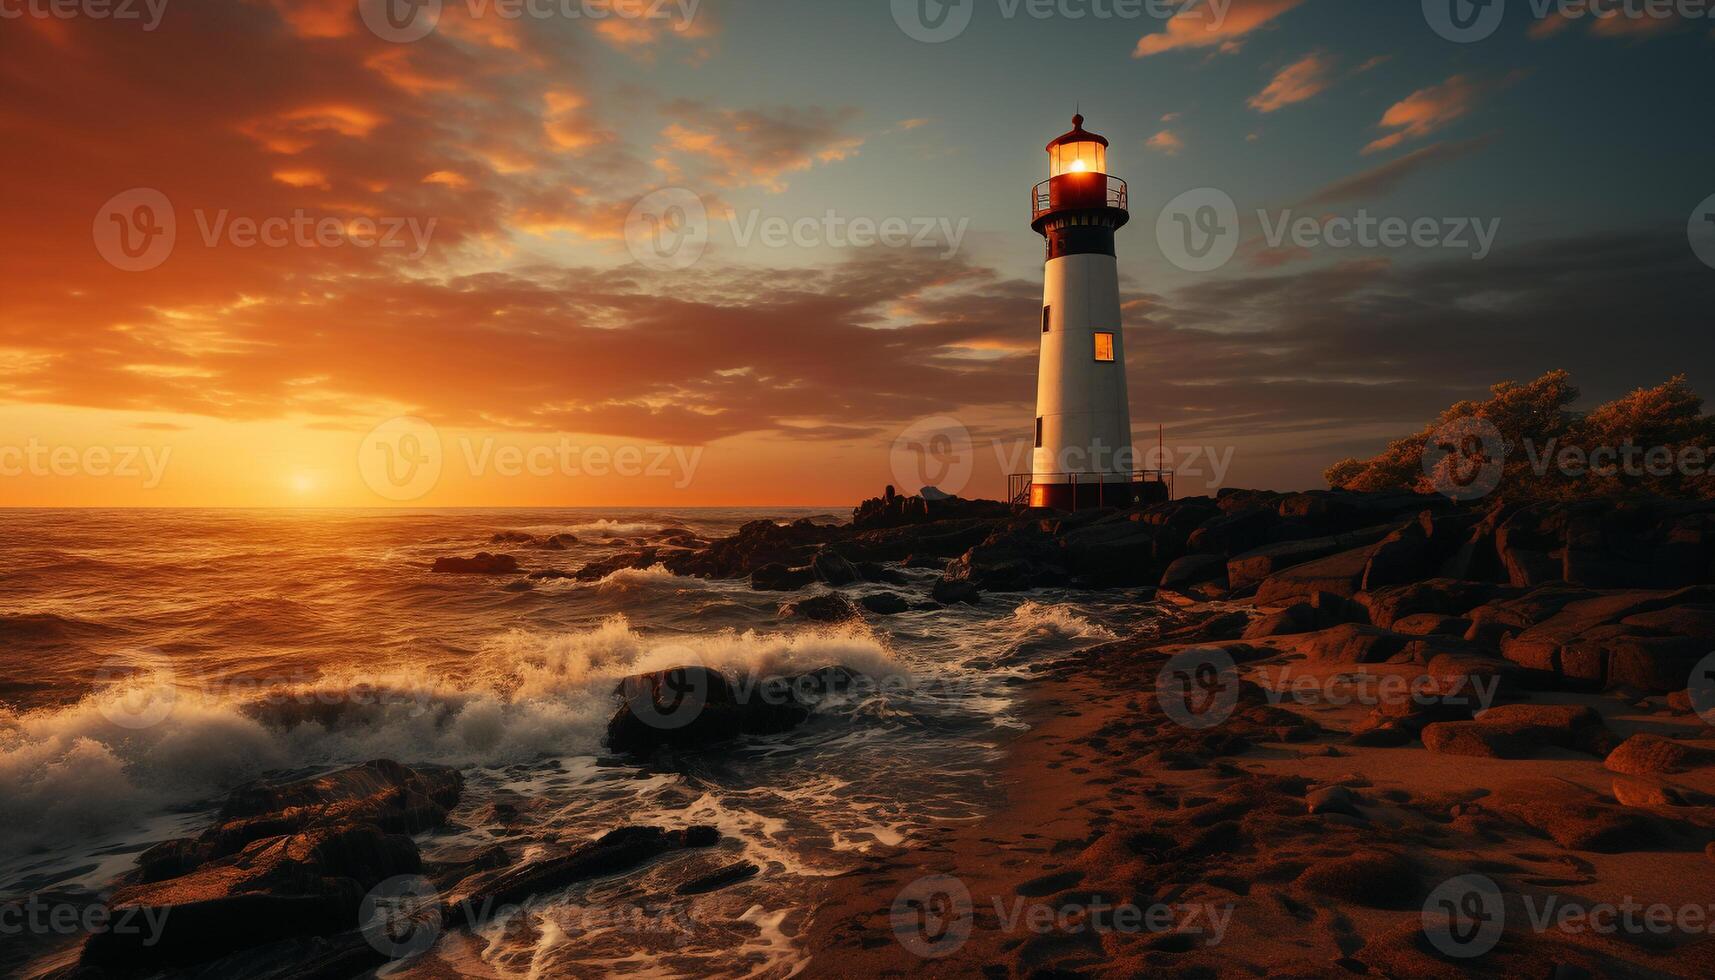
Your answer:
[1008,469,1172,512]
[1031,173,1128,222]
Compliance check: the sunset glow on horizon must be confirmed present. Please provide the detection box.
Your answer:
[3,0,1712,507]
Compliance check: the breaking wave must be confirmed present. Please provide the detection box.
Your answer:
[0,616,896,857]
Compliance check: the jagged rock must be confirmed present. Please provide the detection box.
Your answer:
[942,524,1067,591]
[1498,587,1715,691]
[1361,521,1432,591]
[1187,507,1276,558]
[810,548,861,586]
[851,491,1009,530]
[1357,578,1504,631]
[139,761,463,883]
[1243,603,1316,639]
[1059,517,1158,585]
[606,666,827,755]
[783,592,860,622]
[431,553,519,575]
[1254,535,1403,605]
[859,592,910,615]
[1229,524,1400,594]
[750,562,816,591]
[85,825,422,969]
[1159,553,1228,590]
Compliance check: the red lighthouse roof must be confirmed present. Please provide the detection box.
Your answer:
[1045,113,1109,151]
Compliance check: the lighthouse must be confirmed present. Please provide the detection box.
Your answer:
[1022,114,1165,511]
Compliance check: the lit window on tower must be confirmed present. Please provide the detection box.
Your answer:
[1093,331,1115,362]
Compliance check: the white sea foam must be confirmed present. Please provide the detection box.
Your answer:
[569,520,662,537]
[591,564,703,593]
[1009,600,1118,641]
[0,615,896,859]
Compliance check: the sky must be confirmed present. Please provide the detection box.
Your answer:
[2,0,1713,506]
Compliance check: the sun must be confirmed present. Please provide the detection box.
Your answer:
[289,472,317,495]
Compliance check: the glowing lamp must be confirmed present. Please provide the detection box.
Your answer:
[1048,114,1107,178]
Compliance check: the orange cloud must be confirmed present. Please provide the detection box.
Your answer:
[1249,52,1333,113]
[1363,74,1493,155]
[1147,130,1185,155]
[1134,0,1305,57]
[657,104,864,191]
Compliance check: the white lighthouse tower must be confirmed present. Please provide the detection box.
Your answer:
[1023,114,1162,510]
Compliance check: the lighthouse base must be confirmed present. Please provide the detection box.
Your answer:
[1027,478,1169,512]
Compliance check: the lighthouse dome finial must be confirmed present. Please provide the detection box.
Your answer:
[1072,111,1083,128]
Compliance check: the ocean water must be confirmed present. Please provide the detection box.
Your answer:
[0,508,1161,977]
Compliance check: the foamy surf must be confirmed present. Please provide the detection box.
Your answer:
[1009,600,1119,641]
[0,615,897,863]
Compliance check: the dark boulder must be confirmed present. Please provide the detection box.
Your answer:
[1159,553,1228,591]
[86,824,423,969]
[605,666,823,755]
[942,524,1068,591]
[783,592,861,622]
[859,592,910,615]
[139,761,463,883]
[750,562,816,592]
[1186,507,1276,558]
[810,547,861,586]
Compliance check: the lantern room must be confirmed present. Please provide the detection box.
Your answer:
[1031,114,1129,239]
[1047,114,1108,177]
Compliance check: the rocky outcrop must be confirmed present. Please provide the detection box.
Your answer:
[1421,704,1616,759]
[138,760,463,883]
[859,592,910,615]
[783,592,860,622]
[851,487,1011,529]
[79,761,462,971]
[441,826,720,927]
[606,665,858,756]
